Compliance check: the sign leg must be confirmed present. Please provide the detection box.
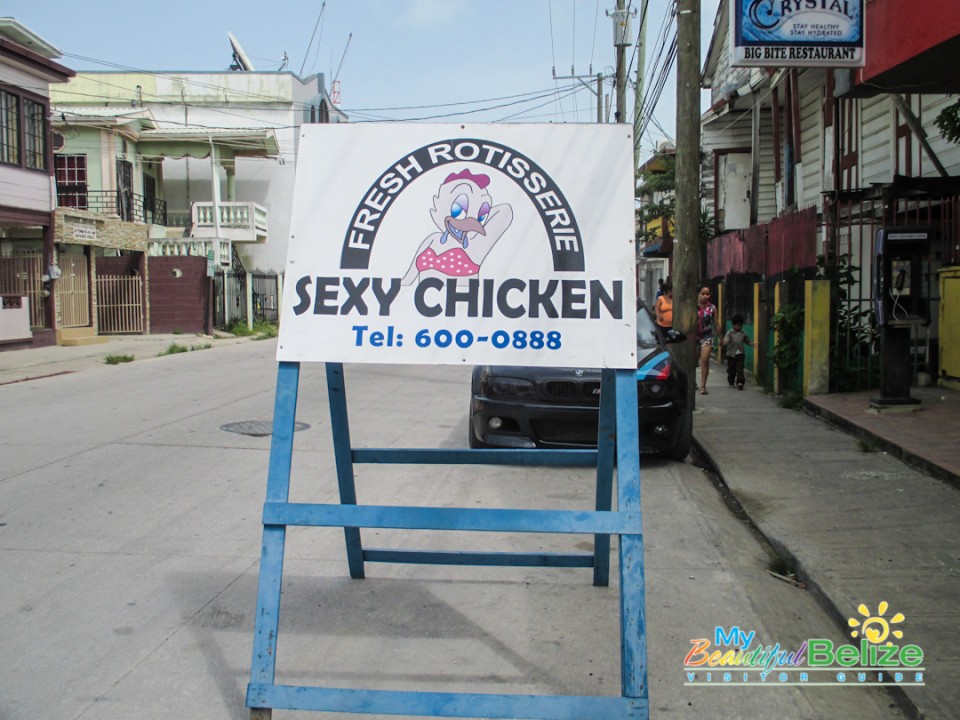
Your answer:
[326,363,366,578]
[593,368,617,586]
[615,369,648,700]
[248,362,300,707]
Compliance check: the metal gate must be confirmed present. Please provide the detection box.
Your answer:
[56,254,90,328]
[827,190,959,391]
[251,272,280,322]
[0,250,43,327]
[213,270,247,330]
[96,274,144,333]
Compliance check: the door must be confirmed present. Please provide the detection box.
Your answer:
[117,158,134,221]
[718,152,753,231]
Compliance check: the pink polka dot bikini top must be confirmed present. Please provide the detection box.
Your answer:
[416,247,480,277]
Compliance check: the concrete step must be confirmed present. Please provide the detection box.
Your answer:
[57,327,108,346]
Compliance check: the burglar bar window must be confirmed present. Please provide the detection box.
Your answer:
[0,90,19,165]
[23,98,46,170]
[55,154,88,209]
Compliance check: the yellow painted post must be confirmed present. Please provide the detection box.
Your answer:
[803,279,831,395]
[939,267,960,390]
[715,283,724,360]
[753,282,762,379]
[773,281,782,394]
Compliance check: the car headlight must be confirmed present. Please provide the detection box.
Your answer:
[644,381,665,397]
[488,376,537,398]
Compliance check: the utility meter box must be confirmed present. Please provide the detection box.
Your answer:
[939,266,960,390]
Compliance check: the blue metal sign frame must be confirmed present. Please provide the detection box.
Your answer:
[246,361,649,719]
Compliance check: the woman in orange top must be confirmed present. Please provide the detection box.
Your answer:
[654,280,673,331]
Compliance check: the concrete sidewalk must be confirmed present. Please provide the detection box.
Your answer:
[692,363,960,720]
[0,332,257,385]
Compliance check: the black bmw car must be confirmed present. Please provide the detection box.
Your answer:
[468,303,692,459]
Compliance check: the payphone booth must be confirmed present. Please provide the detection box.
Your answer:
[871,227,931,407]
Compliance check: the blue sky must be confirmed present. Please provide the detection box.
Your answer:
[4,0,720,160]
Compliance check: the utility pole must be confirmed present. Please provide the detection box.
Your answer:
[553,69,606,124]
[632,0,650,170]
[612,0,628,123]
[674,0,701,406]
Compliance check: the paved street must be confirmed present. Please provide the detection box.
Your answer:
[0,339,901,719]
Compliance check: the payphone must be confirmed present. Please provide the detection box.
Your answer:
[872,227,930,326]
[870,227,931,407]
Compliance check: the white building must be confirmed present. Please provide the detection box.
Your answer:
[51,69,345,274]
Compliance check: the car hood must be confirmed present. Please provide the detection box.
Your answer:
[480,346,674,381]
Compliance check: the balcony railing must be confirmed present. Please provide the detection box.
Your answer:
[57,190,167,226]
[190,201,268,243]
[147,237,231,266]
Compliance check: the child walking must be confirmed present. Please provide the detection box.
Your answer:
[722,314,753,390]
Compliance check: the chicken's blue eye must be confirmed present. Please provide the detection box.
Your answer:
[451,194,469,219]
[477,202,491,224]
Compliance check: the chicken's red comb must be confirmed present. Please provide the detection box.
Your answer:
[443,169,490,189]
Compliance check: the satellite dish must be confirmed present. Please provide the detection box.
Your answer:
[228,31,255,71]
[52,131,65,151]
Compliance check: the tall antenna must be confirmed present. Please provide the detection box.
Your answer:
[333,32,352,86]
[299,2,327,77]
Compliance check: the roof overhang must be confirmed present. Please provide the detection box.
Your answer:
[844,0,960,97]
[137,127,280,159]
[0,32,74,84]
[53,107,158,142]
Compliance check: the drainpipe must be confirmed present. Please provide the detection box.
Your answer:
[210,137,228,327]
[209,138,223,265]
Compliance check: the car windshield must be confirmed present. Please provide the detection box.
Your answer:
[636,308,661,348]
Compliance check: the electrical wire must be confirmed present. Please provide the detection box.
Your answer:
[299,2,326,77]
[547,0,567,122]
[497,84,587,122]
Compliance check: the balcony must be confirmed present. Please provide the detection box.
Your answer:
[147,237,231,266]
[57,189,167,226]
[190,201,268,243]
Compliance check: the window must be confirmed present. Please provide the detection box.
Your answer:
[55,154,88,209]
[23,99,46,170]
[0,90,19,165]
[0,86,49,171]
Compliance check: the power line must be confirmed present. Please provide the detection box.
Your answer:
[497,84,587,122]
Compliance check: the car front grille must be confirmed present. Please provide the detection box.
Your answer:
[542,379,602,404]
[531,418,599,445]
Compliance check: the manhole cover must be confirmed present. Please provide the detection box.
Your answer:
[221,420,310,437]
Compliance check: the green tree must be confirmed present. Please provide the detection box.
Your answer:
[635,153,676,244]
[935,98,960,144]
[635,152,716,244]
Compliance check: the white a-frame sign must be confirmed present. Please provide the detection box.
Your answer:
[247,123,650,719]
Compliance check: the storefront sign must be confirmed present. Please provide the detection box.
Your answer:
[731,0,865,67]
[72,224,97,241]
[277,124,637,368]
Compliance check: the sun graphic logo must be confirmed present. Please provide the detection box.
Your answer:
[848,601,905,644]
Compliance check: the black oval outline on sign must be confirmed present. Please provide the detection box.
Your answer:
[339,138,585,272]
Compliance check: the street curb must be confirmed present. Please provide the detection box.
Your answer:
[802,398,960,491]
[690,432,922,720]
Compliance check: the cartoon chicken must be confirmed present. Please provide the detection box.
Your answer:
[401,169,513,286]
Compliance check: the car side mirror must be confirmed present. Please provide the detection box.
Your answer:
[663,329,686,344]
